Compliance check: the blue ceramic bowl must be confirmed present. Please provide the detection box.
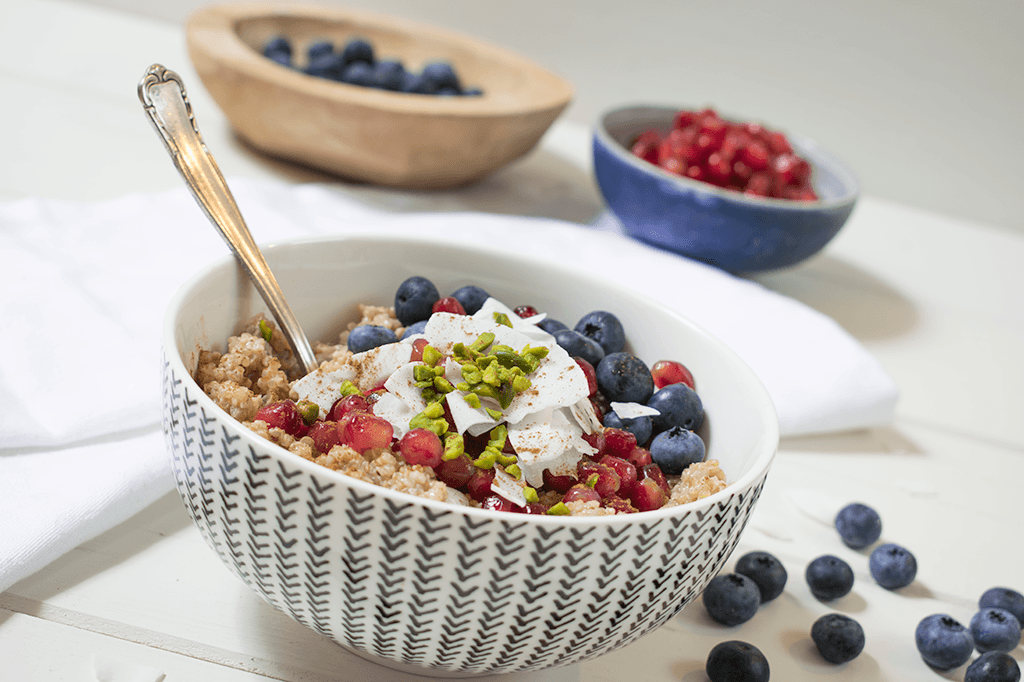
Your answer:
[593,105,859,273]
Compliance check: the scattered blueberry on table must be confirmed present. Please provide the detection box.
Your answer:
[734,551,788,603]
[262,35,483,96]
[964,651,1022,682]
[916,613,976,670]
[868,542,918,589]
[702,573,762,626]
[969,607,1023,653]
[979,587,1024,627]
[805,554,855,601]
[705,640,770,682]
[811,613,866,664]
[834,501,882,549]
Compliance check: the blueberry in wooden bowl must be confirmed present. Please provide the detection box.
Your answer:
[593,104,859,273]
[162,233,778,675]
[186,2,573,188]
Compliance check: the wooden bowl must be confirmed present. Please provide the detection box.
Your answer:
[186,2,574,188]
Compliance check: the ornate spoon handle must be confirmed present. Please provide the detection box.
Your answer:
[138,64,318,376]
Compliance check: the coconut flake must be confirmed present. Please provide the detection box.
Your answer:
[491,466,528,506]
[508,407,595,486]
[611,402,661,419]
[447,391,499,436]
[292,367,356,417]
[370,393,419,438]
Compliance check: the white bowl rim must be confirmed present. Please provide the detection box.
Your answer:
[164,232,779,526]
[594,103,860,211]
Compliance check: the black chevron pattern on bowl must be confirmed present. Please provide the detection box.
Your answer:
[162,355,767,675]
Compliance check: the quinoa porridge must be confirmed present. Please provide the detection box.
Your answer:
[195,285,727,516]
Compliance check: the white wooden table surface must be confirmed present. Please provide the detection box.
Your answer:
[2,1,1022,680]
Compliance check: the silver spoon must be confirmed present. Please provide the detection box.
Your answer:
[138,64,319,376]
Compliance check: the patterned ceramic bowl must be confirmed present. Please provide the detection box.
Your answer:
[162,234,778,676]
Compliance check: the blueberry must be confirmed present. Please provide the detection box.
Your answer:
[595,352,654,404]
[400,70,433,94]
[553,329,605,367]
[306,40,334,60]
[263,36,293,66]
[649,426,705,475]
[646,383,703,433]
[869,543,917,589]
[603,411,653,446]
[916,613,975,670]
[734,551,787,603]
[980,587,1024,627]
[449,285,490,315]
[394,276,440,326]
[401,319,428,339]
[370,59,405,90]
[705,641,769,682]
[805,555,854,601]
[421,61,460,92]
[811,613,866,664]
[347,325,398,353]
[305,53,346,80]
[702,573,761,626]
[341,61,375,86]
[340,38,374,66]
[965,651,1022,682]
[462,87,484,96]
[537,317,568,334]
[834,502,882,549]
[970,608,1022,653]
[574,310,626,354]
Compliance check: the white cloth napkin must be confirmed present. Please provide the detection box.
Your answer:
[0,177,897,593]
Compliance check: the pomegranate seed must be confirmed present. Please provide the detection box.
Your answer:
[745,172,774,197]
[739,141,770,171]
[765,130,793,155]
[481,495,514,512]
[602,495,638,514]
[638,463,671,495]
[465,467,496,502]
[626,446,653,468]
[254,401,304,436]
[574,358,598,396]
[308,420,341,453]
[434,454,474,488]
[521,502,550,515]
[432,297,466,315]
[659,156,684,175]
[338,412,394,453]
[685,164,707,182]
[602,428,637,459]
[542,469,576,494]
[409,337,429,362]
[598,455,637,491]
[706,152,732,186]
[577,460,621,497]
[672,110,697,129]
[514,305,539,318]
[563,484,601,505]
[398,428,444,467]
[630,478,668,512]
[651,359,695,390]
[328,394,370,422]
[631,131,661,164]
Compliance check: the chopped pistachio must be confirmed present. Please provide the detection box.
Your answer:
[485,407,503,420]
[511,375,532,393]
[422,345,443,367]
[413,365,436,382]
[492,312,512,328]
[586,473,599,488]
[423,402,445,419]
[504,463,522,479]
[338,380,363,397]
[523,487,539,504]
[470,332,495,353]
[546,502,571,516]
[474,450,499,469]
[433,376,455,393]
[443,432,464,460]
[258,319,274,343]
[464,393,482,409]
[461,364,482,384]
[296,400,319,425]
